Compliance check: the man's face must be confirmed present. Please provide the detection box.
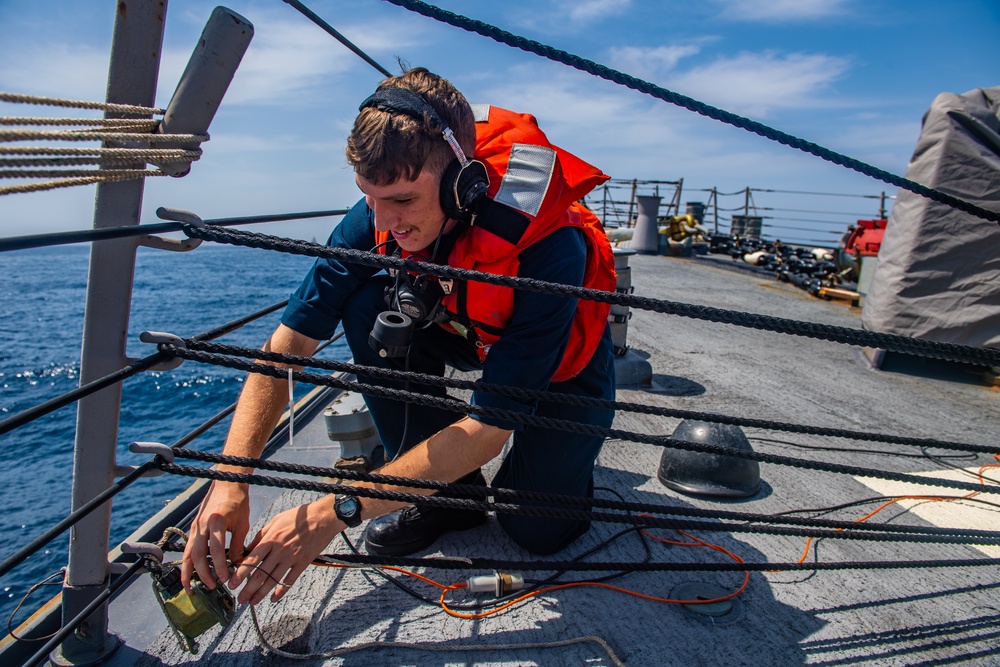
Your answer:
[356,169,456,254]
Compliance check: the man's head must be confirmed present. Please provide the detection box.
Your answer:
[347,68,476,253]
[346,68,475,186]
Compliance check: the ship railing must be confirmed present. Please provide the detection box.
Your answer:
[587,179,684,228]
[0,276,346,665]
[0,204,350,436]
[0,205,351,557]
[0,208,349,253]
[4,368,343,667]
[586,181,894,247]
[702,187,895,245]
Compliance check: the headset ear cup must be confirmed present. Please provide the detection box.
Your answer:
[458,160,490,212]
[440,159,489,221]
[440,159,463,221]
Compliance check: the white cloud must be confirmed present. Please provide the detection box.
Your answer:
[156,17,421,109]
[462,62,901,222]
[836,119,921,151]
[0,10,415,112]
[666,51,850,118]
[0,44,110,103]
[607,44,703,82]
[827,119,921,170]
[469,66,774,181]
[714,0,853,22]
[562,0,632,24]
[509,0,632,32]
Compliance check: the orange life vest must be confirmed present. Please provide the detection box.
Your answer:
[377,105,616,382]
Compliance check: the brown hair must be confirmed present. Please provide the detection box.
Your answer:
[346,68,475,185]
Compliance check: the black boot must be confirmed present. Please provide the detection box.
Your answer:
[364,471,488,556]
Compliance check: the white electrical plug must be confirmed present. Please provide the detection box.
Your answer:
[465,572,525,597]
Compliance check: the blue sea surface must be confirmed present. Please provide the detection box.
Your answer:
[0,242,348,623]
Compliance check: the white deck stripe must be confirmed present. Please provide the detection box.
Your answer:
[853,467,1000,558]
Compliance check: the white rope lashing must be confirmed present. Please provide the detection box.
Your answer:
[0,91,207,196]
[0,92,164,115]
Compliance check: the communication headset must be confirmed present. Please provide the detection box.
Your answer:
[358,87,489,222]
[359,86,489,359]
[357,86,492,461]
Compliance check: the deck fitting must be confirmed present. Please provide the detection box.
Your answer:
[670,582,744,625]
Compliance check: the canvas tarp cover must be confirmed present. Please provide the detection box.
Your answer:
[861,86,1000,350]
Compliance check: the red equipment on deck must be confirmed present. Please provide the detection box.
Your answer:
[844,218,887,257]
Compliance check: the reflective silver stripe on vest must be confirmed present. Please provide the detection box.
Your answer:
[471,104,491,123]
[493,143,556,218]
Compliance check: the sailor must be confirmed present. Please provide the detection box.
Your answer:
[181,68,617,605]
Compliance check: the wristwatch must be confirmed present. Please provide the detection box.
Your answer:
[334,494,363,528]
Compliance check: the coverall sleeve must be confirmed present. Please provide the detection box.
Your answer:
[281,198,379,340]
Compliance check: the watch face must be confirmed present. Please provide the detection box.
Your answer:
[339,498,358,518]
[336,496,361,525]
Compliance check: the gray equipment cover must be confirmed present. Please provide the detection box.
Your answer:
[861,86,1000,350]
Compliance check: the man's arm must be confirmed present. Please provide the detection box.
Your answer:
[228,416,512,605]
[180,323,321,591]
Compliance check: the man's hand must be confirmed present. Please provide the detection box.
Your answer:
[180,324,322,593]
[181,481,250,592]
[227,497,344,605]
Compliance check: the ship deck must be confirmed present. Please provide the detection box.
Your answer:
[106,252,1000,666]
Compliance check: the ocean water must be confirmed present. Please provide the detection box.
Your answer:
[0,242,349,623]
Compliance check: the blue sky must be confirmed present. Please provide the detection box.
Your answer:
[1,0,998,244]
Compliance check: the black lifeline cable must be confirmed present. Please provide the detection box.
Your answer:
[153,463,1000,547]
[0,297,288,438]
[0,207,347,253]
[316,552,1000,573]
[171,448,1000,543]
[181,223,1000,368]
[163,345,1000,497]
[381,0,1000,226]
[0,459,159,579]
[0,351,167,437]
[181,338,1000,457]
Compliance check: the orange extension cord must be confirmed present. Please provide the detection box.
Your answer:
[796,456,1000,564]
[315,518,749,619]
[313,456,1000,620]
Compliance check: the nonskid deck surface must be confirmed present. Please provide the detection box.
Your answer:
[110,253,1000,666]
